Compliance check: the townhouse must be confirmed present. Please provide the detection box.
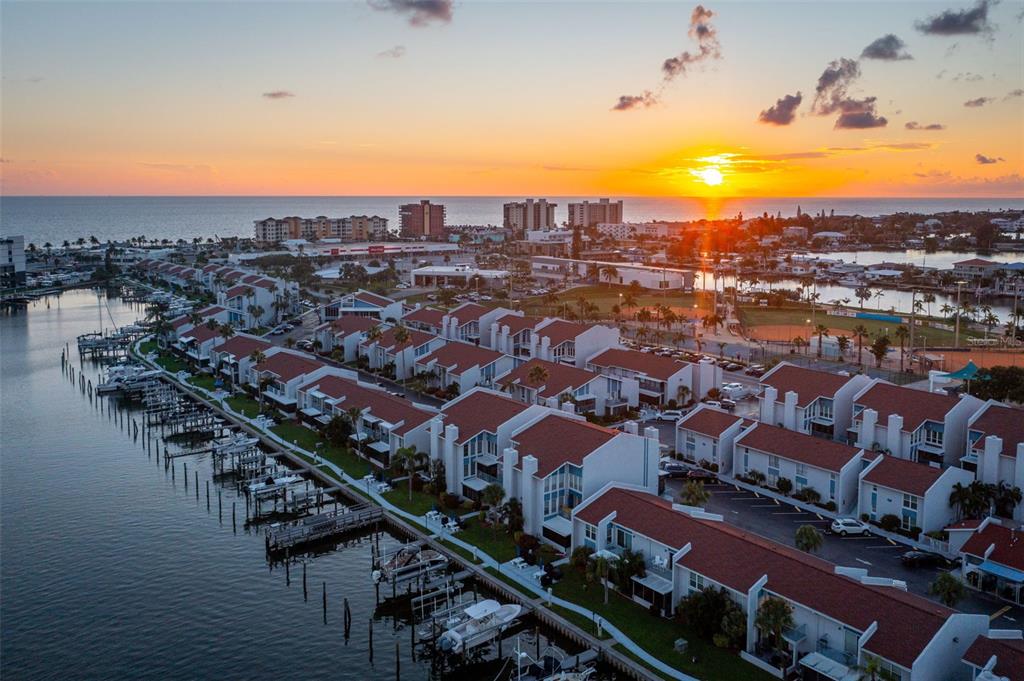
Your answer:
[503,414,660,546]
[401,306,446,335]
[498,357,618,415]
[675,406,747,474]
[571,485,993,681]
[218,278,281,329]
[858,454,974,534]
[758,363,871,440]
[208,334,272,387]
[174,322,225,366]
[359,326,445,380]
[849,381,984,467]
[313,315,380,361]
[961,633,1024,681]
[968,401,1024,522]
[413,341,513,395]
[586,348,709,406]
[956,518,1024,608]
[429,388,551,499]
[485,312,544,357]
[296,374,434,468]
[532,320,620,368]
[165,304,230,344]
[322,289,402,322]
[735,423,865,513]
[246,350,332,412]
[440,303,511,344]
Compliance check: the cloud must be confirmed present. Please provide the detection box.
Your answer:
[834,106,889,129]
[758,92,803,125]
[811,58,861,115]
[963,96,993,107]
[905,121,946,130]
[915,0,994,35]
[975,153,1004,164]
[611,91,658,111]
[377,45,406,58]
[369,0,452,27]
[612,4,721,111]
[262,91,295,99]
[1006,88,1024,99]
[861,34,913,60]
[908,170,1024,194]
[951,71,984,81]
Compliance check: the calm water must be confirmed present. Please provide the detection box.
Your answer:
[0,290,468,679]
[3,195,1023,246]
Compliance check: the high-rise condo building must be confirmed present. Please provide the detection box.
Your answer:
[254,216,388,243]
[503,199,557,233]
[399,200,446,240]
[567,199,624,228]
[1,235,27,288]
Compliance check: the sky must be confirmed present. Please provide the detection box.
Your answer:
[1,0,1022,198]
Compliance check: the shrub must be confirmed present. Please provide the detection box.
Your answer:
[823,501,837,512]
[798,487,821,504]
[570,546,593,573]
[712,634,731,649]
[860,513,870,522]
[776,477,793,495]
[709,463,720,473]
[879,514,900,532]
[441,493,461,509]
[749,470,766,485]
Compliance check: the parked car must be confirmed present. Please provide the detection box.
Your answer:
[659,461,688,478]
[719,399,737,411]
[830,517,871,537]
[683,468,718,482]
[899,550,944,568]
[702,400,723,409]
[745,365,766,377]
[725,362,744,371]
[657,409,685,422]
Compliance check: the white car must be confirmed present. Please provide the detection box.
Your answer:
[830,517,871,537]
[657,409,684,422]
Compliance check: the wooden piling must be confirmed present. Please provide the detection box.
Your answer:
[232,502,236,533]
[206,480,210,511]
[303,563,307,601]
[368,618,374,662]
[195,471,199,500]
[322,582,327,624]
[395,641,400,681]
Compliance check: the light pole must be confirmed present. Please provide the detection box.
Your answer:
[954,280,966,348]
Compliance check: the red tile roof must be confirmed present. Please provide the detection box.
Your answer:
[198,305,227,316]
[862,455,945,497]
[855,382,960,432]
[441,390,529,443]
[179,323,222,343]
[677,407,744,438]
[202,264,221,273]
[449,302,490,324]
[254,352,324,382]
[171,316,191,330]
[512,414,619,477]
[962,523,1024,571]
[403,306,446,328]
[954,258,997,267]
[499,358,600,399]
[587,348,688,381]
[760,364,854,407]
[222,270,244,282]
[416,341,504,374]
[354,290,395,307]
[224,284,254,299]
[373,327,435,352]
[736,422,862,472]
[494,313,541,335]
[963,635,1024,681]
[242,274,262,284]
[578,487,952,668]
[301,375,433,437]
[212,334,272,360]
[327,316,379,336]
[251,278,278,290]
[970,403,1024,457]
[536,320,608,347]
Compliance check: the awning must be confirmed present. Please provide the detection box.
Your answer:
[979,560,1024,583]
[462,477,489,492]
[799,652,857,681]
[300,407,322,417]
[542,515,573,537]
[367,440,390,454]
[476,453,499,467]
[265,391,297,405]
[940,361,980,380]
[632,571,673,595]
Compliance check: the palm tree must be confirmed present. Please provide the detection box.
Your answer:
[852,324,870,366]
[922,292,936,317]
[481,483,506,536]
[856,655,884,681]
[869,335,891,368]
[814,323,830,358]
[285,337,296,349]
[393,445,419,501]
[792,336,808,354]
[218,323,235,342]
[621,293,638,312]
[795,525,823,554]
[586,555,612,605]
[929,572,965,607]
[599,264,619,287]
[755,597,794,663]
[526,363,549,387]
[894,326,910,372]
[836,335,851,358]
[346,405,364,455]
[678,480,710,507]
[854,287,872,310]
[248,349,267,367]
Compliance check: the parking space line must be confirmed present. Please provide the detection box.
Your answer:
[815,513,823,520]
[887,538,897,546]
[990,606,1010,621]
[863,545,903,550]
[773,498,781,506]
[772,512,807,515]
[855,558,872,566]
[753,491,760,498]
[751,504,778,508]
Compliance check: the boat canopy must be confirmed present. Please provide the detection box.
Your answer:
[464,600,501,619]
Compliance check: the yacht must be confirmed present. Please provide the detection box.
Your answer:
[372,545,448,585]
[437,599,522,654]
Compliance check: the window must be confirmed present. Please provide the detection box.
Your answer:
[615,527,632,550]
[829,474,837,500]
[767,455,780,483]
[688,571,705,593]
[902,494,918,511]
[584,523,597,544]
[795,463,808,490]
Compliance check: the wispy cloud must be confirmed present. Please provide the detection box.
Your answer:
[1005,88,1024,99]
[963,96,993,107]
[758,92,803,126]
[861,34,913,60]
[915,0,994,35]
[951,71,984,81]
[975,153,1004,164]
[262,91,295,99]
[139,162,213,174]
[377,45,406,58]
[810,58,888,129]
[613,4,721,112]
[368,0,452,27]
[905,121,946,130]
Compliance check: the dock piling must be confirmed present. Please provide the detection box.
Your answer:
[322,582,327,624]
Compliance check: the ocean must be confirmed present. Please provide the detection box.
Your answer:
[3,196,1023,247]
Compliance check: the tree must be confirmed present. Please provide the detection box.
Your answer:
[929,572,965,607]
[856,655,885,681]
[894,325,910,372]
[678,586,734,639]
[836,335,851,357]
[218,323,235,342]
[814,323,830,358]
[599,264,619,287]
[586,555,612,604]
[679,480,710,507]
[500,497,524,534]
[852,325,870,366]
[324,413,353,447]
[869,335,891,368]
[792,336,808,354]
[393,445,419,501]
[527,363,549,387]
[755,597,795,661]
[481,483,506,534]
[795,524,823,554]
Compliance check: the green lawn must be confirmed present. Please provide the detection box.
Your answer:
[187,374,218,391]
[154,352,189,374]
[439,539,482,565]
[552,572,774,681]
[457,518,518,563]
[739,303,982,346]
[225,394,261,418]
[138,339,158,355]
[382,487,440,516]
[271,421,372,478]
[518,285,711,318]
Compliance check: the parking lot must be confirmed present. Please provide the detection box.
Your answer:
[663,476,1023,623]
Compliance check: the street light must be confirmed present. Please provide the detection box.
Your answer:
[954,280,967,349]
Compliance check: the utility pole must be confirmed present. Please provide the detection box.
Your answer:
[954,281,964,349]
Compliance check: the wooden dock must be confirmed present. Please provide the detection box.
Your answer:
[265,503,383,552]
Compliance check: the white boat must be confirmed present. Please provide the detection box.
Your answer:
[247,474,303,493]
[437,599,522,654]
[371,545,448,585]
[97,365,162,392]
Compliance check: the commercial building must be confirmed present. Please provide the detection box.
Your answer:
[409,264,509,288]
[503,199,556,233]
[595,222,672,240]
[1,235,27,288]
[567,199,623,228]
[399,200,446,240]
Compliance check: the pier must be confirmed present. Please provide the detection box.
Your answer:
[265,503,384,552]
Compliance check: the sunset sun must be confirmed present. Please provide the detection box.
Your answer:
[696,167,724,186]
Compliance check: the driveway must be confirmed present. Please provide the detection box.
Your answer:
[663,477,1024,623]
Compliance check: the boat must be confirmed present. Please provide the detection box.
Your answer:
[497,638,599,681]
[247,474,303,493]
[437,599,523,654]
[97,364,162,392]
[371,545,448,585]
